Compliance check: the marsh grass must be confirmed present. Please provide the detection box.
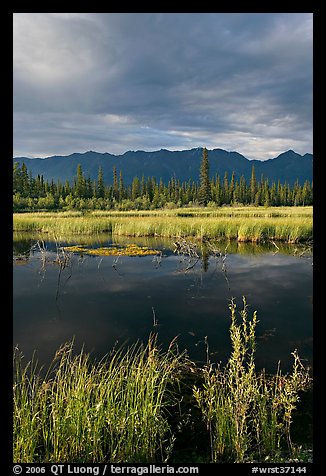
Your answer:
[13,335,184,463]
[13,301,312,463]
[193,299,311,463]
[13,207,312,243]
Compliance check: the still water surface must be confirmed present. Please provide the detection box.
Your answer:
[13,233,313,373]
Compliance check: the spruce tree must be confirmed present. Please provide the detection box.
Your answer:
[97,166,105,198]
[119,170,125,200]
[76,164,85,198]
[13,163,21,194]
[223,171,229,204]
[199,147,211,206]
[113,166,119,201]
[229,171,235,204]
[131,177,140,200]
[250,165,257,204]
[21,162,30,197]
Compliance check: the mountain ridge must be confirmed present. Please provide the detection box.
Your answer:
[13,147,313,186]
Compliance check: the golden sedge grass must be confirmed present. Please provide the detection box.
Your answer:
[13,207,312,243]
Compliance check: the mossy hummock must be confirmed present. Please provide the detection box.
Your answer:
[63,243,159,256]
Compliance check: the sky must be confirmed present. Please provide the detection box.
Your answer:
[13,13,313,160]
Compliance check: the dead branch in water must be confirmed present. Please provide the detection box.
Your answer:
[173,239,199,259]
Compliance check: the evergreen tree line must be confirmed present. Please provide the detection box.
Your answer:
[13,158,313,212]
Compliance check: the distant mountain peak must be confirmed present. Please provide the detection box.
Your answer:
[279,149,298,157]
[13,147,312,186]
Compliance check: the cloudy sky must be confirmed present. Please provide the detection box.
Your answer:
[13,13,313,160]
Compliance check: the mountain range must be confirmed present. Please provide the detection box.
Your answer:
[13,148,313,186]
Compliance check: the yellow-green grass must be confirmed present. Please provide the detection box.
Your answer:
[13,207,312,243]
[193,298,311,463]
[14,335,184,463]
[13,300,312,463]
[13,206,312,218]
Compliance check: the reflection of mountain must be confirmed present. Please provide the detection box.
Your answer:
[13,148,313,185]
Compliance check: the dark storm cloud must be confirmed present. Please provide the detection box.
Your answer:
[13,13,312,159]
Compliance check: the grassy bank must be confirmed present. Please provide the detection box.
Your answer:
[14,299,312,463]
[13,207,313,243]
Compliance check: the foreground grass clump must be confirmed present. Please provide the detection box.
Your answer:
[13,336,183,463]
[13,300,312,463]
[193,299,311,463]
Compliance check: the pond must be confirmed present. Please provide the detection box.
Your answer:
[13,233,313,374]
